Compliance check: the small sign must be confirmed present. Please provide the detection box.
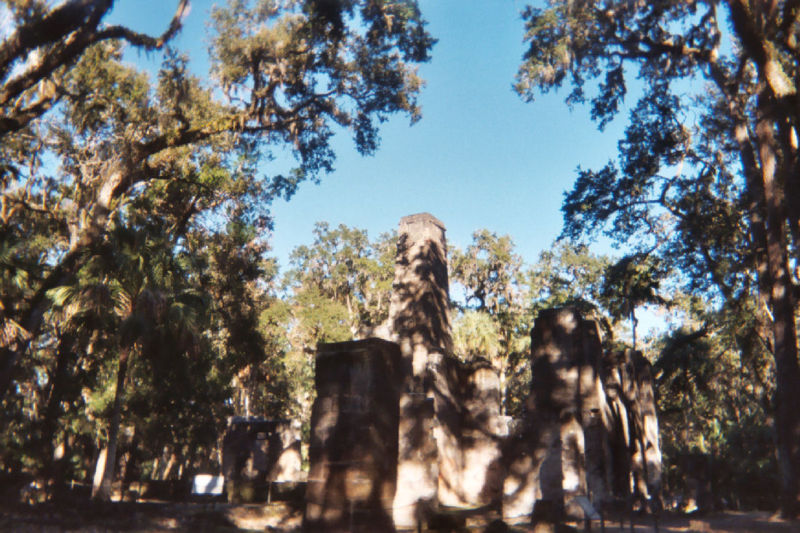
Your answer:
[192,474,225,495]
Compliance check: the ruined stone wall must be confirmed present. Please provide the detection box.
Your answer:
[304,339,402,533]
[302,214,662,529]
[601,349,635,499]
[502,309,662,522]
[435,356,506,508]
[387,213,506,521]
[458,359,507,506]
[503,308,604,519]
[600,348,662,505]
[579,320,613,508]
[221,418,304,502]
[387,212,452,380]
[630,351,662,503]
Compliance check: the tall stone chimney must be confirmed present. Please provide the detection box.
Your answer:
[387,212,453,382]
[389,213,451,527]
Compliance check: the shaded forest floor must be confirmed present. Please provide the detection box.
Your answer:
[1,500,798,532]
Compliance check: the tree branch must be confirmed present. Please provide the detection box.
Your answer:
[0,0,190,137]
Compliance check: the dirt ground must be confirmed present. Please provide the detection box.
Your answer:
[573,511,798,533]
[1,500,798,533]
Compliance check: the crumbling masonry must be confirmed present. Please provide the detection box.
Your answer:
[303,214,661,531]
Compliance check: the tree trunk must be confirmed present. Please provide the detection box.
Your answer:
[119,428,139,501]
[723,87,800,516]
[162,450,178,481]
[40,332,76,488]
[756,110,800,517]
[91,346,131,501]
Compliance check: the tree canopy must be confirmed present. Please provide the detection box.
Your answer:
[517,0,800,515]
[1,0,794,518]
[0,0,434,500]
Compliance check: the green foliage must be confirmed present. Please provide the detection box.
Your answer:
[523,240,609,314]
[0,0,434,493]
[601,252,667,347]
[517,0,800,510]
[279,222,396,432]
[451,229,522,315]
[452,310,500,362]
[286,222,396,338]
[451,230,526,414]
[654,299,777,508]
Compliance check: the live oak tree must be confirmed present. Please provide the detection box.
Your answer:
[0,0,190,137]
[451,230,525,413]
[282,223,395,433]
[0,0,433,400]
[517,0,800,514]
[285,222,395,338]
[0,0,434,498]
[522,240,610,315]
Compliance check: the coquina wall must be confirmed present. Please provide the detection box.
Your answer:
[303,214,661,531]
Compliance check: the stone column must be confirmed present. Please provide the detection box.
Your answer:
[388,213,451,528]
[304,339,402,533]
[578,319,612,509]
[601,349,662,508]
[601,350,635,499]
[502,397,560,520]
[536,308,589,517]
[503,308,602,520]
[387,212,452,379]
[460,360,505,506]
[631,351,662,506]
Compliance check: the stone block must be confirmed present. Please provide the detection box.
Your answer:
[393,392,438,529]
[461,360,506,506]
[503,308,614,521]
[389,213,453,527]
[502,405,560,520]
[304,338,402,532]
[221,417,304,502]
[435,355,505,508]
[631,350,662,503]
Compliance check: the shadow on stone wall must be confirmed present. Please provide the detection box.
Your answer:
[303,339,401,533]
[221,418,304,503]
[502,308,662,526]
[302,214,662,531]
[432,355,506,509]
[389,214,453,380]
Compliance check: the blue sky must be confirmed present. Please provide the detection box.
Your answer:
[109,0,631,268]
[268,0,629,267]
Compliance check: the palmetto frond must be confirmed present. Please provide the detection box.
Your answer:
[46,285,78,308]
[111,285,133,318]
[0,316,30,349]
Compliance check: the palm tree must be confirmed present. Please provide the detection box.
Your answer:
[601,253,666,349]
[45,222,203,501]
[90,224,205,500]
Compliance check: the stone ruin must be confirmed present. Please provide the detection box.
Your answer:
[304,339,403,531]
[221,417,304,503]
[303,213,662,531]
[502,309,662,524]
